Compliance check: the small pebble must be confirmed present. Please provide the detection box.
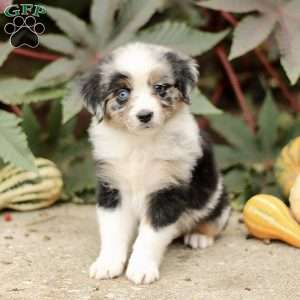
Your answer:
[4,213,12,222]
[43,235,51,241]
[184,277,192,282]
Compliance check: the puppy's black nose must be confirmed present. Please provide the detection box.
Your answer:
[137,110,153,123]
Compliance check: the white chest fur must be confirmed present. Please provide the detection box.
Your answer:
[89,108,202,214]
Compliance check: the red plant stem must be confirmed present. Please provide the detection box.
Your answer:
[11,105,22,117]
[220,11,298,112]
[215,45,256,133]
[11,47,102,64]
[255,48,298,111]
[211,82,224,105]
[12,48,61,61]
[221,11,237,26]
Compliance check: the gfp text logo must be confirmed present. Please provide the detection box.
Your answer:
[3,4,46,48]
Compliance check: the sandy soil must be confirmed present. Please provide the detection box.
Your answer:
[1,203,300,300]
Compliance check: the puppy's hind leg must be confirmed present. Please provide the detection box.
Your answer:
[184,193,231,249]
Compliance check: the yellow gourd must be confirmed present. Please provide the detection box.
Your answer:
[0,158,63,211]
[275,137,300,197]
[289,174,300,223]
[243,194,300,248]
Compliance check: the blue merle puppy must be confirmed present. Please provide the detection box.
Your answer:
[79,42,230,284]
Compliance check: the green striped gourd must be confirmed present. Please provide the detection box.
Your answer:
[0,158,63,211]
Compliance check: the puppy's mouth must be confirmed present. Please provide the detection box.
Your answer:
[139,123,154,129]
[125,121,160,134]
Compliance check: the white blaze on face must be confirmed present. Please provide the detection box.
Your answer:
[128,86,163,130]
[111,43,170,132]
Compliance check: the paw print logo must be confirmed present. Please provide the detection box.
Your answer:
[4,16,45,48]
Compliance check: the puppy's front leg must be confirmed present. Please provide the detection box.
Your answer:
[90,183,137,280]
[126,221,178,284]
[126,188,183,284]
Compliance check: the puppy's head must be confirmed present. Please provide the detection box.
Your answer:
[80,43,198,133]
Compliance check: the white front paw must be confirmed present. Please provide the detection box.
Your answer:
[89,255,125,279]
[126,255,159,284]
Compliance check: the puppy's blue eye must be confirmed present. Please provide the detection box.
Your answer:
[117,89,130,104]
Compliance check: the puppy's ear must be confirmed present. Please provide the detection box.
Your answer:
[79,67,105,121]
[164,52,199,104]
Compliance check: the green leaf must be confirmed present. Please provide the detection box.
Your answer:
[39,34,76,55]
[284,116,300,142]
[62,83,83,123]
[0,111,36,171]
[1,86,67,105]
[33,58,80,88]
[51,138,89,167]
[47,100,62,144]
[190,88,222,115]
[22,105,41,155]
[198,0,269,13]
[214,145,248,168]
[229,14,277,60]
[0,41,13,67]
[60,118,76,140]
[0,78,34,98]
[209,114,258,158]
[276,0,300,84]
[108,0,161,49]
[258,90,279,154]
[44,5,94,46]
[64,159,96,194]
[136,21,229,56]
[224,169,248,194]
[90,0,120,47]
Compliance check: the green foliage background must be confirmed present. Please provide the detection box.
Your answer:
[0,0,299,207]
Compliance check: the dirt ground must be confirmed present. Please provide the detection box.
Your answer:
[1,203,300,300]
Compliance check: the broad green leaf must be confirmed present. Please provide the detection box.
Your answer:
[33,58,80,88]
[108,0,160,49]
[276,0,300,84]
[285,117,300,142]
[39,34,76,55]
[1,86,67,105]
[0,78,34,98]
[0,41,13,67]
[91,0,120,47]
[51,138,89,167]
[136,22,229,56]
[190,88,222,115]
[0,111,36,171]
[209,114,258,158]
[44,5,94,46]
[257,90,279,154]
[198,0,270,13]
[22,105,41,155]
[60,119,76,140]
[229,14,277,60]
[62,83,83,123]
[214,145,248,168]
[47,100,62,145]
[223,169,248,194]
[64,159,96,194]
